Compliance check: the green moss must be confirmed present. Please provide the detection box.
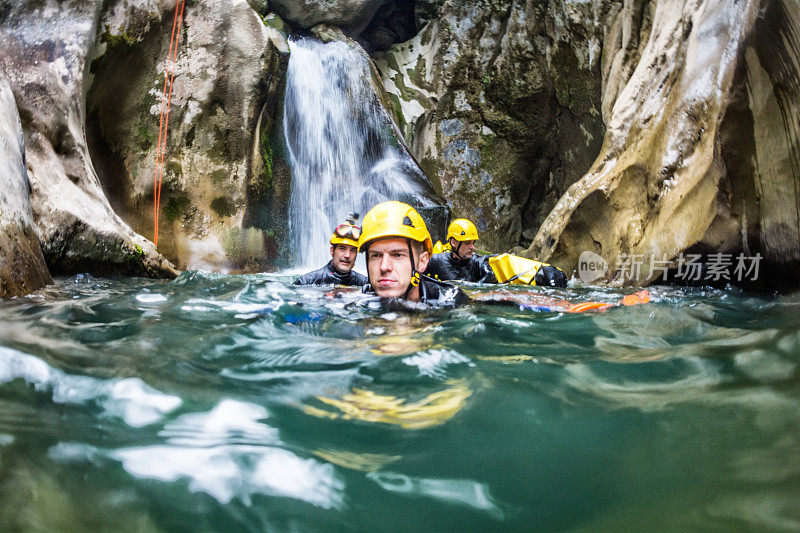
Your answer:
[408,56,427,88]
[210,196,235,218]
[262,12,287,33]
[387,93,406,133]
[479,136,515,184]
[420,28,431,48]
[101,29,137,49]
[207,126,229,161]
[166,160,182,176]
[134,121,155,151]
[210,169,228,184]
[163,195,190,221]
[385,53,400,73]
[260,140,273,194]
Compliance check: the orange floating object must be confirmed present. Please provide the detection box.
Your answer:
[566,301,613,313]
[621,290,651,306]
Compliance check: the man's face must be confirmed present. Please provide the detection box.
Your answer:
[330,244,357,274]
[450,238,476,259]
[366,238,430,300]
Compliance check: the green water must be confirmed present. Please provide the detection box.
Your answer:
[0,272,798,531]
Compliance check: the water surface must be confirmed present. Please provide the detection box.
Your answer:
[1,273,798,531]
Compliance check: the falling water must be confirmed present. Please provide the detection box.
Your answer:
[283,36,439,269]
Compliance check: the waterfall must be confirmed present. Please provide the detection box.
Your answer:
[283,36,440,269]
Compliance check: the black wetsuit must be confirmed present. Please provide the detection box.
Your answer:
[363,275,471,309]
[293,261,368,287]
[425,252,498,283]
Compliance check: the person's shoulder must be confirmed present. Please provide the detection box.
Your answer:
[293,265,327,285]
[424,252,449,278]
[351,271,369,286]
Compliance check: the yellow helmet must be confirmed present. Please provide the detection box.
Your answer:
[358,201,433,255]
[447,219,479,242]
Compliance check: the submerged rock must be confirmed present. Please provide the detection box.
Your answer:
[0,0,177,279]
[528,0,800,290]
[0,74,51,298]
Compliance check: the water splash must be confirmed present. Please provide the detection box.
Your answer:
[283,37,438,268]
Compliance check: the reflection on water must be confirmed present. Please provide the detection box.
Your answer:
[0,272,799,531]
[303,380,472,429]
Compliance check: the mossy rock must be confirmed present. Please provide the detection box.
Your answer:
[210,196,235,218]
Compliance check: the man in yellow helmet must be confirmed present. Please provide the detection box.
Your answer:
[424,218,498,283]
[293,215,369,287]
[358,201,469,307]
[426,218,568,287]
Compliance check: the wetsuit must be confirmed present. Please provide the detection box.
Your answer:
[425,252,497,283]
[425,251,568,287]
[293,261,368,287]
[363,275,471,309]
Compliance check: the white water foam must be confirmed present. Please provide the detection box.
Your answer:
[403,349,473,379]
[49,398,344,509]
[0,346,181,427]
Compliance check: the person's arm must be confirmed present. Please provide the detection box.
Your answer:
[534,265,567,287]
[472,254,498,283]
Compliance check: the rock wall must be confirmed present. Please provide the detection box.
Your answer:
[373,0,637,251]
[527,0,800,290]
[0,73,51,298]
[269,0,388,36]
[3,0,798,290]
[87,0,289,272]
[0,0,177,280]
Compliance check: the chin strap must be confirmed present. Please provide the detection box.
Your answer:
[451,239,466,261]
[403,239,420,300]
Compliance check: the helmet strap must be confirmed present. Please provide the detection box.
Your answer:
[451,239,465,260]
[403,239,420,300]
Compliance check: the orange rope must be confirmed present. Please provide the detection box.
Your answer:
[153,0,186,247]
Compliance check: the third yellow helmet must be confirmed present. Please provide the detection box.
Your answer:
[447,219,479,242]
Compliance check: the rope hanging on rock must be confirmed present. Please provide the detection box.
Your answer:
[153,0,186,248]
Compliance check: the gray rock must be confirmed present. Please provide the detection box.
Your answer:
[0,73,51,298]
[87,0,288,272]
[375,0,619,251]
[529,0,800,290]
[0,0,178,279]
[270,0,388,35]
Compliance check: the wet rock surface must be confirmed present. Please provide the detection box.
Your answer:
[528,0,800,291]
[0,0,178,281]
[374,0,624,251]
[87,0,289,272]
[269,0,389,36]
[0,73,51,298]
